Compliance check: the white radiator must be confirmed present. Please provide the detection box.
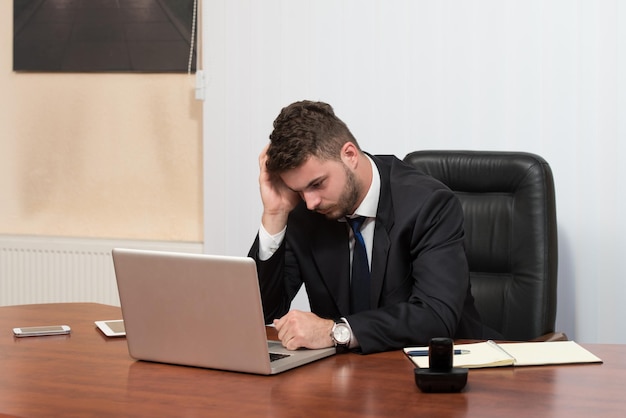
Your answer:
[0,235,203,307]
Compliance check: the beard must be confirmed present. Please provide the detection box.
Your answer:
[317,164,361,221]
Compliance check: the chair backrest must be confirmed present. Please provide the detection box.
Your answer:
[403,150,558,340]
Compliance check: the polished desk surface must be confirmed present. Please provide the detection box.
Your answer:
[1,303,624,417]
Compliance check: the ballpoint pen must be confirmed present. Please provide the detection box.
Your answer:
[406,349,471,357]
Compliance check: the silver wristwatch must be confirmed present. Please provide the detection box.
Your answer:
[331,321,351,353]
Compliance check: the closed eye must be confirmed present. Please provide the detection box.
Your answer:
[309,179,324,190]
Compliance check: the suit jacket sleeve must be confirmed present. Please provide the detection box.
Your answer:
[248,235,303,323]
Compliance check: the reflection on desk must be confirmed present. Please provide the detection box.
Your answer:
[1,303,624,417]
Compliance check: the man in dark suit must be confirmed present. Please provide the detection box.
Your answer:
[249,100,487,354]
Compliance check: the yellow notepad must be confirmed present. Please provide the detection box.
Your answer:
[404,340,603,369]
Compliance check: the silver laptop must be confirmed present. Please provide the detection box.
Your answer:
[112,248,335,375]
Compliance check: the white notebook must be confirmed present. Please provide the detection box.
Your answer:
[404,340,603,369]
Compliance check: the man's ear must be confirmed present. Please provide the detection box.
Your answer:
[340,142,360,168]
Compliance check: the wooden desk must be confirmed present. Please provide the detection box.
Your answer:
[0,303,623,417]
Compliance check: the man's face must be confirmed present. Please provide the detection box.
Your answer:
[280,155,361,220]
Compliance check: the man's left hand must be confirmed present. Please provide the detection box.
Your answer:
[273,310,335,350]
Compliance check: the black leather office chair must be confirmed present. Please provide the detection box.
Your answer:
[403,150,560,341]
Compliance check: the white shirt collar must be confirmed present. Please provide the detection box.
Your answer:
[350,154,380,219]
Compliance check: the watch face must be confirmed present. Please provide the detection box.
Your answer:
[333,324,351,344]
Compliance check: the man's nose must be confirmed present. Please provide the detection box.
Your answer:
[302,191,321,210]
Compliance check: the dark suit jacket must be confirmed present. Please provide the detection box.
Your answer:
[249,154,488,353]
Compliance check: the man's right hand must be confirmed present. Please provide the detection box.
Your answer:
[258,145,301,234]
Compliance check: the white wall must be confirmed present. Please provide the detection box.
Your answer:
[201,0,626,344]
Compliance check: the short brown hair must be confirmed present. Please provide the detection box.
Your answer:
[266,100,359,174]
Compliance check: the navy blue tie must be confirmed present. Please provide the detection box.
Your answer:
[347,216,370,313]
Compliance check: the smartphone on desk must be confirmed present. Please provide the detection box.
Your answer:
[13,325,71,337]
[95,320,125,337]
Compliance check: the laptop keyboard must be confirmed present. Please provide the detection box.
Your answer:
[269,352,291,362]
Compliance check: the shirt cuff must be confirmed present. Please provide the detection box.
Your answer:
[258,223,286,261]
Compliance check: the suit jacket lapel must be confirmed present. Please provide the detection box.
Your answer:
[369,155,394,309]
[310,220,352,315]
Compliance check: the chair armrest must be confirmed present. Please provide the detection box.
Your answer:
[531,332,568,342]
